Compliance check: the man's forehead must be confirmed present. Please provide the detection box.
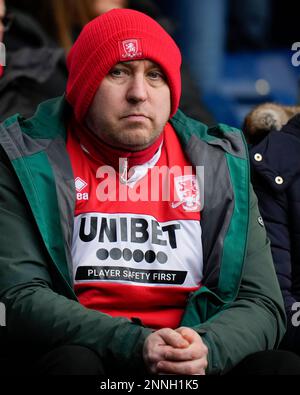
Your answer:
[114,59,162,69]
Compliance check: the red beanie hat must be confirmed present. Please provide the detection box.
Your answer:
[66,8,182,122]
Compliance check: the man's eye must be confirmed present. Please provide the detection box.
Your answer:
[110,68,127,77]
[148,71,165,80]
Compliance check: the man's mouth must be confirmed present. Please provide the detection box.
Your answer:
[121,114,150,121]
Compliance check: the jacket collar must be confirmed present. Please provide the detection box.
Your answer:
[16,96,247,160]
[281,113,300,139]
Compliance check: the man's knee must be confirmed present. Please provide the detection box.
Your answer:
[35,345,105,375]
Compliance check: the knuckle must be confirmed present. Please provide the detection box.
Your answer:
[147,351,154,361]
[190,350,198,360]
[163,328,173,336]
[164,351,172,360]
[178,326,187,332]
[145,348,156,363]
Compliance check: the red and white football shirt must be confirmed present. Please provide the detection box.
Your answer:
[67,123,203,329]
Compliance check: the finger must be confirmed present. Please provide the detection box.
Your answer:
[176,328,208,356]
[146,344,192,375]
[144,345,175,374]
[176,327,199,343]
[146,344,180,363]
[158,328,190,349]
[157,358,208,376]
[143,329,190,373]
[164,343,207,362]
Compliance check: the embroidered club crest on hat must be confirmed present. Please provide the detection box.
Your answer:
[119,39,143,60]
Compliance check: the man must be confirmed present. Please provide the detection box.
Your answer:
[0,9,298,376]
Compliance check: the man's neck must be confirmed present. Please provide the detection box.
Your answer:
[69,117,165,171]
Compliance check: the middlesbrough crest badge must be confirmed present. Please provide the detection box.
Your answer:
[119,39,143,59]
[172,175,201,212]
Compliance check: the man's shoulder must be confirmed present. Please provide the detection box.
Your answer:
[1,96,69,141]
[171,110,247,159]
[0,96,69,164]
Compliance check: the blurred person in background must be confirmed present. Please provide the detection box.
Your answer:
[227,0,271,51]
[0,0,10,77]
[244,103,300,355]
[0,0,5,42]
[7,0,127,52]
[0,0,6,77]
[94,0,128,14]
[0,0,67,120]
[7,0,96,52]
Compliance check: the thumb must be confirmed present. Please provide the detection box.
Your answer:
[176,327,198,343]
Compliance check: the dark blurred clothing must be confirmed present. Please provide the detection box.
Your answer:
[0,8,67,121]
[227,0,271,51]
[227,0,300,51]
[249,114,300,354]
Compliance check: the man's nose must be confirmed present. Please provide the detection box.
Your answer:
[126,75,148,103]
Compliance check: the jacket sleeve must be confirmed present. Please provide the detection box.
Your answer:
[193,187,286,375]
[0,147,152,371]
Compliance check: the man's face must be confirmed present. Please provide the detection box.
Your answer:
[0,0,5,42]
[86,59,171,151]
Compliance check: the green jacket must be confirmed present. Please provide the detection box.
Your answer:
[0,97,286,375]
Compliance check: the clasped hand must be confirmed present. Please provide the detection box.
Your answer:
[143,327,208,375]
